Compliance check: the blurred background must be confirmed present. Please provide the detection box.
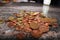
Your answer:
[0,0,60,6]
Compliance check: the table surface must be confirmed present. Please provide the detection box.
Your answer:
[0,2,60,21]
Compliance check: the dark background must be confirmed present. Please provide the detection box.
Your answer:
[33,0,60,6]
